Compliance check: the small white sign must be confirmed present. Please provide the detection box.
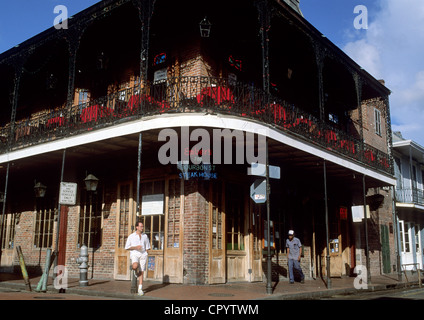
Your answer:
[351,205,370,222]
[142,194,164,215]
[59,182,77,206]
[153,68,167,83]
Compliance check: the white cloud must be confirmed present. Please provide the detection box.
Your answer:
[342,0,424,146]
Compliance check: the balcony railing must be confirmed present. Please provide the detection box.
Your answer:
[396,188,424,206]
[0,76,393,175]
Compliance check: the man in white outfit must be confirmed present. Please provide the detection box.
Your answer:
[125,221,150,296]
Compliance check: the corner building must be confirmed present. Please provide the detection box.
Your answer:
[0,0,398,285]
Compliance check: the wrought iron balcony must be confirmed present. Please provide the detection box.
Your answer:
[396,188,424,206]
[0,76,393,175]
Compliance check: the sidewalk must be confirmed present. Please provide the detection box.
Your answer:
[0,272,421,300]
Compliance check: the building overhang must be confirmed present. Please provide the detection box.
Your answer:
[396,202,424,211]
[0,113,396,187]
[393,139,424,164]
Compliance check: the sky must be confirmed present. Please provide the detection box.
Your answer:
[0,0,423,147]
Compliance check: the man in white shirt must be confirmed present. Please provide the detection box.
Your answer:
[125,221,150,296]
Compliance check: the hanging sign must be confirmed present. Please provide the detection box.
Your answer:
[351,205,370,222]
[142,194,164,215]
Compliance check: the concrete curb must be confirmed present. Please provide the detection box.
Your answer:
[0,280,420,300]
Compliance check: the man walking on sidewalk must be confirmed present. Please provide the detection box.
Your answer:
[125,221,150,296]
[286,230,305,284]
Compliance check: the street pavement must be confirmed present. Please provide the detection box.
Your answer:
[0,271,422,301]
[322,286,424,300]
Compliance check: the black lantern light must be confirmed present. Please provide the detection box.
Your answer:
[84,174,99,192]
[199,17,212,38]
[34,182,47,198]
[0,191,4,203]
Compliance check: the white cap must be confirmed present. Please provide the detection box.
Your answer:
[288,230,294,235]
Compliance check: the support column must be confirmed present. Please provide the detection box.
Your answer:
[131,132,142,294]
[323,160,331,288]
[362,174,371,285]
[265,137,272,294]
[0,163,10,263]
[53,149,67,284]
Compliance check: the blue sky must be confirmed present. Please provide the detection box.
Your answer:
[0,0,423,147]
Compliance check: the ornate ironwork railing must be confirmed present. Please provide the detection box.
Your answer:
[0,76,393,175]
[396,188,424,206]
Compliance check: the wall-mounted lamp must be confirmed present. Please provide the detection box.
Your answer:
[84,174,99,192]
[199,17,212,38]
[34,182,47,198]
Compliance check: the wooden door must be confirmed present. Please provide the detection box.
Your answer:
[209,181,226,284]
[0,213,17,272]
[250,201,263,282]
[114,182,134,280]
[380,224,391,274]
[163,179,184,283]
[226,182,247,282]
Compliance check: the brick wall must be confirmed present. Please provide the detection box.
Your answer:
[182,179,210,284]
[362,98,389,153]
[11,183,119,280]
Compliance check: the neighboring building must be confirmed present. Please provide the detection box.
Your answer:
[393,131,424,270]
[0,0,396,285]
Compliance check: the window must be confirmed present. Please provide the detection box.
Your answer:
[140,180,165,250]
[34,202,56,248]
[211,181,223,250]
[167,179,181,249]
[328,113,339,124]
[78,89,89,104]
[374,108,381,136]
[415,224,421,254]
[226,183,244,251]
[77,189,102,249]
[399,221,410,253]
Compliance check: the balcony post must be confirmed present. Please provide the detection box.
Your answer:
[65,26,85,123]
[134,0,156,114]
[353,72,364,161]
[256,0,271,96]
[8,59,25,151]
[383,95,394,174]
[314,45,325,121]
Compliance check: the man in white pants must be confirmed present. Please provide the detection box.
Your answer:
[125,221,150,296]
